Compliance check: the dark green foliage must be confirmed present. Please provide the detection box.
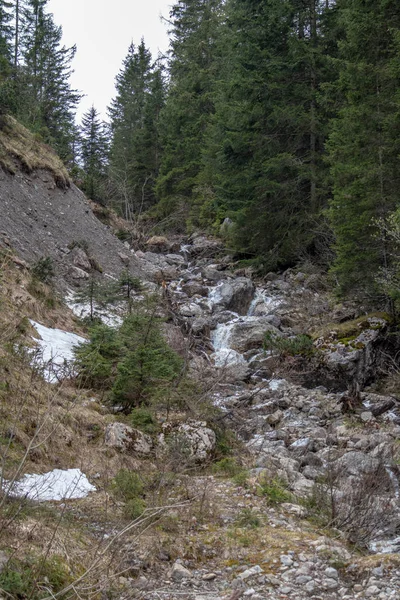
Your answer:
[111,310,183,410]
[155,0,222,226]
[74,303,183,411]
[74,323,120,389]
[0,555,72,599]
[79,105,109,202]
[31,255,54,282]
[202,0,336,268]
[129,407,159,435]
[328,0,400,297]
[258,477,292,505]
[264,332,315,358]
[112,469,146,519]
[0,0,80,163]
[108,40,165,218]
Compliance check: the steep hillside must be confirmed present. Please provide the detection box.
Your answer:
[0,117,145,290]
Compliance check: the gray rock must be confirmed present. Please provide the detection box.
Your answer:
[227,319,282,353]
[158,421,216,463]
[335,451,380,476]
[209,278,255,315]
[239,565,263,580]
[179,303,203,317]
[182,282,209,297]
[118,252,130,265]
[69,265,89,279]
[170,562,192,581]
[105,423,152,456]
[360,411,374,423]
[71,246,92,271]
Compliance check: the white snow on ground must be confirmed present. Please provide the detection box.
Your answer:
[30,320,86,383]
[6,468,96,502]
[65,292,123,327]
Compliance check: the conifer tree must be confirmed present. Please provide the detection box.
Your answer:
[0,0,15,113]
[203,0,336,269]
[155,0,223,225]
[108,40,164,219]
[17,0,80,161]
[328,0,400,296]
[80,105,109,202]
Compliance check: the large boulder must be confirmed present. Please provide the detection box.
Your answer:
[71,246,92,272]
[105,423,152,456]
[158,420,216,463]
[314,316,391,390]
[187,235,223,258]
[208,278,255,315]
[334,451,380,477]
[219,318,281,353]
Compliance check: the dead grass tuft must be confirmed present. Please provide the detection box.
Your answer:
[0,116,70,189]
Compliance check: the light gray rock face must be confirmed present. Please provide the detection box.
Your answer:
[226,319,281,353]
[335,451,380,477]
[105,423,152,456]
[315,316,389,389]
[169,562,192,581]
[71,247,92,272]
[209,278,255,315]
[159,421,216,463]
[188,235,223,258]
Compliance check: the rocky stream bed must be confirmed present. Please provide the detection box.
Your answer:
[112,235,400,600]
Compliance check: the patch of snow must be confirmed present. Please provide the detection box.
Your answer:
[6,468,96,502]
[30,320,86,383]
[65,292,123,327]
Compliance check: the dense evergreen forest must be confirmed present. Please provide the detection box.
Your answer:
[1,0,400,305]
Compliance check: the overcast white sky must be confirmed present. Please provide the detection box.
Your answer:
[47,0,172,122]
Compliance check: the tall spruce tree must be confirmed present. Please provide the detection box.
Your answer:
[328,0,400,296]
[0,0,15,113]
[202,0,336,269]
[108,40,164,219]
[80,105,109,202]
[17,0,80,161]
[155,0,223,225]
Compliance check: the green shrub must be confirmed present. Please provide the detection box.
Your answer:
[235,508,261,529]
[124,497,146,520]
[129,407,158,435]
[259,477,292,505]
[31,256,55,283]
[113,469,144,500]
[264,332,315,358]
[212,457,244,477]
[74,306,183,412]
[112,469,146,520]
[0,555,72,599]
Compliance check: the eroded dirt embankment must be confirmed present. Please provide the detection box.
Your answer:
[0,163,145,288]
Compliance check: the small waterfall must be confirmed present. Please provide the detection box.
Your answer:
[247,289,282,317]
[211,321,247,367]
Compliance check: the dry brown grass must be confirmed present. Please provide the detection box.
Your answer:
[0,115,70,188]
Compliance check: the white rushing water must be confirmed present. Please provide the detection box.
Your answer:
[247,289,282,316]
[211,320,247,368]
